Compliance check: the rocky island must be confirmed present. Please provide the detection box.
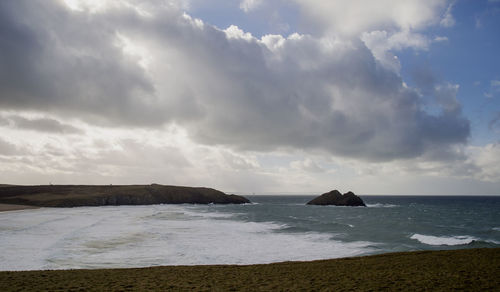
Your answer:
[307,190,366,207]
[0,184,250,207]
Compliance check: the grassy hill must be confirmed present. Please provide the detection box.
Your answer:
[0,184,250,207]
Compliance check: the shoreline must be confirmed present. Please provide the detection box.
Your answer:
[1,248,498,291]
[0,203,39,212]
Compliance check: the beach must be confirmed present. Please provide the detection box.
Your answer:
[1,196,498,290]
[0,204,39,212]
[0,248,498,291]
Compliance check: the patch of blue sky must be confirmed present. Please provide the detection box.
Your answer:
[398,0,500,145]
[187,0,300,38]
[187,0,499,145]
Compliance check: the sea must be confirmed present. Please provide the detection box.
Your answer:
[0,195,499,271]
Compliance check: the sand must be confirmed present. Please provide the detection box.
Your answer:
[0,203,39,212]
[0,248,498,291]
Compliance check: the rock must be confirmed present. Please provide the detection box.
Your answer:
[306,190,366,207]
[0,184,251,207]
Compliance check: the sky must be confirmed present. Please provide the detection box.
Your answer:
[0,0,499,195]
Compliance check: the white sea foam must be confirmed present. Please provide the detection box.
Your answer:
[366,203,398,208]
[0,205,374,271]
[493,227,500,232]
[410,234,477,246]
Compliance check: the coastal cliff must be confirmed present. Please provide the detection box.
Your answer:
[0,184,250,207]
[307,190,366,206]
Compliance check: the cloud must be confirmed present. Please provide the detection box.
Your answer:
[0,116,9,127]
[0,123,279,191]
[0,0,469,163]
[336,1,453,75]
[467,143,500,182]
[0,126,194,184]
[240,0,263,13]
[489,112,500,133]
[361,30,431,72]
[0,0,158,127]
[0,138,22,156]
[434,36,449,42]
[2,115,83,134]
[221,150,260,171]
[224,25,254,41]
[88,139,192,169]
[292,0,448,36]
[483,80,500,98]
[290,158,324,173]
[176,28,468,161]
[440,2,456,27]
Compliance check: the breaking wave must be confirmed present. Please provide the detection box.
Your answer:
[366,203,398,208]
[410,234,477,246]
[0,205,374,271]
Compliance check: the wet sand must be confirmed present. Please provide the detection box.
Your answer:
[0,203,39,212]
[0,248,498,291]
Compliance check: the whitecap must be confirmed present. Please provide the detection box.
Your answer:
[366,203,398,208]
[179,209,237,219]
[410,234,477,246]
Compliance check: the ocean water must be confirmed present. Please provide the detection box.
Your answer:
[0,195,499,271]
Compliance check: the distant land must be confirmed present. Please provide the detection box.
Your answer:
[0,184,250,207]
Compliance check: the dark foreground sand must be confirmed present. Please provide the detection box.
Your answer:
[0,248,498,291]
[0,203,39,212]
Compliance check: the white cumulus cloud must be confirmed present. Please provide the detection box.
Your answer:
[0,0,469,162]
[240,0,263,12]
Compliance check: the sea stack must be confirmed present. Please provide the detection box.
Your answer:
[307,190,366,207]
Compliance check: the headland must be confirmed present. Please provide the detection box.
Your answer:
[0,184,250,208]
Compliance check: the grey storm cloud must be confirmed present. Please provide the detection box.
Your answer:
[0,0,470,161]
[5,116,83,134]
[0,138,22,156]
[0,1,158,126]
